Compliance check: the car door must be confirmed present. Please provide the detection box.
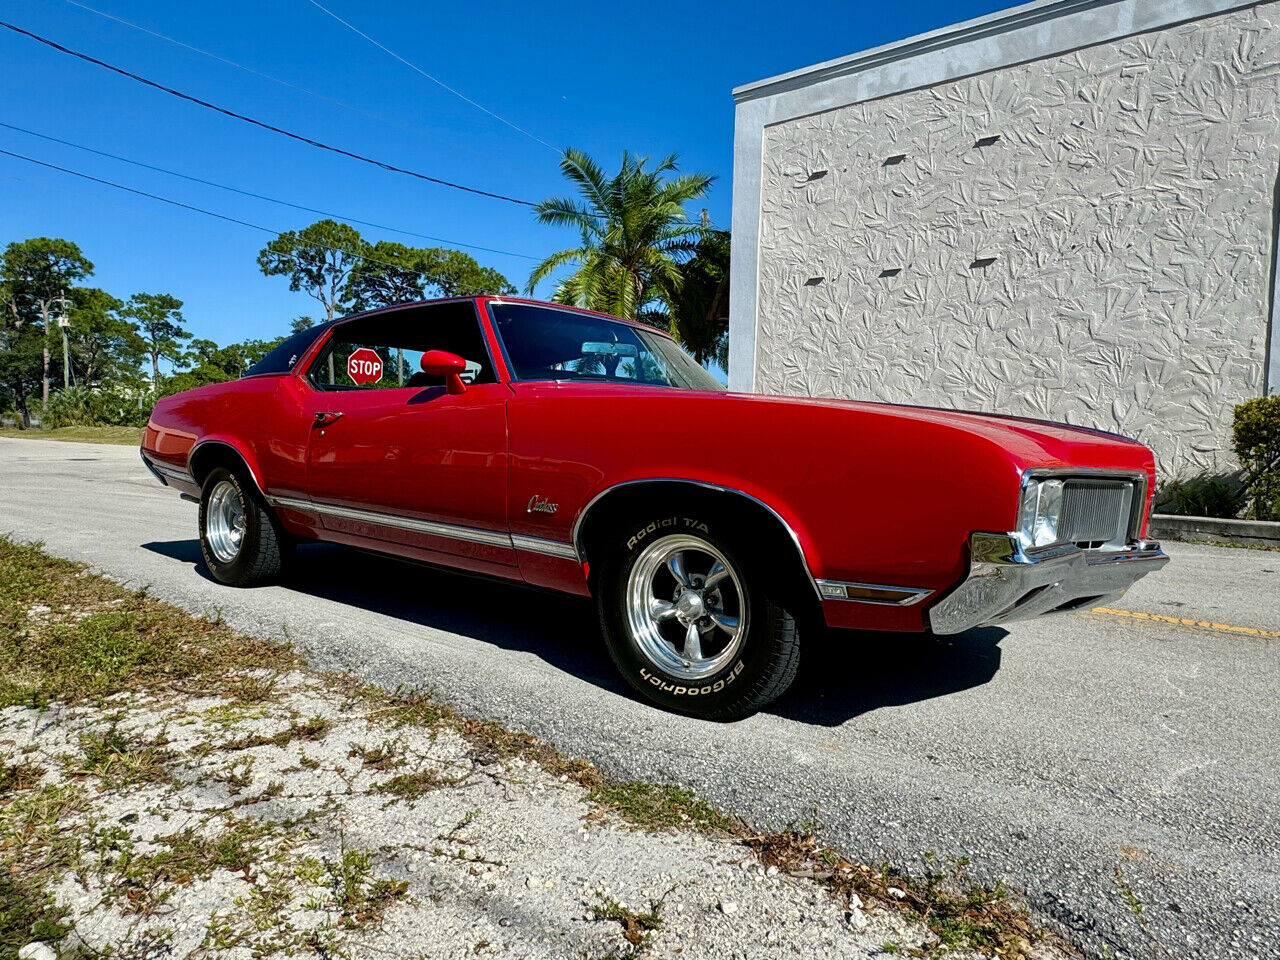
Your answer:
[300,300,514,566]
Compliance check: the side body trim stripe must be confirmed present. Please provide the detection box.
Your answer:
[268,496,576,560]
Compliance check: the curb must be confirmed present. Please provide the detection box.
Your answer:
[1149,514,1280,548]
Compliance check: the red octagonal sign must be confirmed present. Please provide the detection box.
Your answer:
[347,347,383,386]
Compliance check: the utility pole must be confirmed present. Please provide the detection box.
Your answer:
[41,297,50,406]
[55,296,71,389]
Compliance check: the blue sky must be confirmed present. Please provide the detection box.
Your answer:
[2,0,1007,348]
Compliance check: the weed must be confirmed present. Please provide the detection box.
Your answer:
[375,767,459,803]
[348,739,402,771]
[73,724,172,788]
[368,686,448,728]
[101,818,276,915]
[0,873,72,954]
[0,758,44,792]
[589,889,667,949]
[322,837,409,927]
[222,716,331,752]
[1114,866,1147,926]
[1,782,87,877]
[364,686,599,788]
[743,831,1041,956]
[0,783,86,955]
[586,780,734,833]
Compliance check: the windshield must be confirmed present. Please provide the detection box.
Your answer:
[243,324,329,377]
[490,302,724,391]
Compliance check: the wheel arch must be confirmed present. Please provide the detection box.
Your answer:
[188,438,269,499]
[572,478,823,612]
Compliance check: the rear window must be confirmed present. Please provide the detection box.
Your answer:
[244,325,328,377]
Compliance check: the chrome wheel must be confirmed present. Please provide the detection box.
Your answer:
[205,479,247,564]
[625,534,748,681]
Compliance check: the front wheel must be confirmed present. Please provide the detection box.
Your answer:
[198,467,290,586]
[597,514,800,720]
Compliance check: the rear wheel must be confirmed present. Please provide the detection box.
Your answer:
[597,512,800,720]
[198,466,289,586]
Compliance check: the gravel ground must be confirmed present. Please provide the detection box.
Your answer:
[3,669,1004,959]
[2,437,1278,960]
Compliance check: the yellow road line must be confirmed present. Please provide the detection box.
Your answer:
[1091,606,1280,638]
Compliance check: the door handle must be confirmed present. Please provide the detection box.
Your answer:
[313,411,344,428]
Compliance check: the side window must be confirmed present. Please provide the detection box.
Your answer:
[494,305,663,382]
[308,302,495,391]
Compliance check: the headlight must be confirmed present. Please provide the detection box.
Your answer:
[1017,478,1064,549]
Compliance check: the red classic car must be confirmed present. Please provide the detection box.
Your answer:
[141,297,1169,718]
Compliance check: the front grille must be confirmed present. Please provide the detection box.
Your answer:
[1060,479,1136,546]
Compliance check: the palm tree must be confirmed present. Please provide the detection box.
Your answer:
[526,149,712,321]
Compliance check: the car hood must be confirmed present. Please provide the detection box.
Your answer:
[724,391,1153,471]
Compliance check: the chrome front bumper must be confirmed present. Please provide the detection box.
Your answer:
[928,533,1169,635]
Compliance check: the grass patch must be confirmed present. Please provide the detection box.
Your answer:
[0,536,297,708]
[362,686,601,791]
[0,872,72,955]
[0,759,45,793]
[222,716,332,752]
[101,818,278,914]
[72,724,172,788]
[0,425,143,445]
[744,832,1041,956]
[0,782,86,951]
[1,782,87,880]
[0,535,1054,959]
[375,768,459,803]
[224,672,280,703]
[367,687,449,728]
[586,780,734,833]
[312,841,408,928]
[1182,536,1280,552]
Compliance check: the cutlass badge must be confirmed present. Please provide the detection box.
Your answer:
[527,495,558,515]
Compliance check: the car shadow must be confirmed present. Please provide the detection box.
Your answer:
[142,540,626,695]
[764,624,1006,726]
[140,540,1005,725]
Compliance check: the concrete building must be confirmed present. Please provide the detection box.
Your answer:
[729,0,1280,478]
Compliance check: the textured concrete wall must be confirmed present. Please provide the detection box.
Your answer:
[754,2,1280,477]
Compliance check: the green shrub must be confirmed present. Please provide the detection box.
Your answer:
[1153,473,1245,519]
[1233,396,1280,521]
[42,385,152,428]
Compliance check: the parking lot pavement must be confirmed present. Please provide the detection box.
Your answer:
[1117,538,1280,634]
[2,436,1278,960]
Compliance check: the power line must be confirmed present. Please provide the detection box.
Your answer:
[303,0,557,153]
[0,146,471,275]
[61,0,427,137]
[0,19,539,208]
[0,120,540,260]
[2,21,720,232]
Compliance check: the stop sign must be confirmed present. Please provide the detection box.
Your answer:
[347,347,383,386]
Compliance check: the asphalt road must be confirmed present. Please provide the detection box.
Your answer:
[2,437,1277,960]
